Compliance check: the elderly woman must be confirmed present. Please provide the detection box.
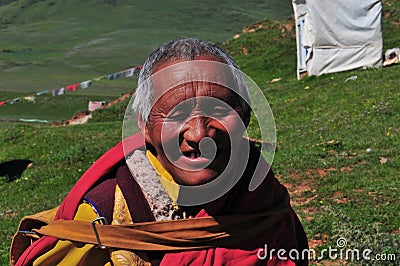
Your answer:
[11,38,308,266]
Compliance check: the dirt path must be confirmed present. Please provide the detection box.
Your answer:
[51,91,134,126]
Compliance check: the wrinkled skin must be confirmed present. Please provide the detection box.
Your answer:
[140,56,248,186]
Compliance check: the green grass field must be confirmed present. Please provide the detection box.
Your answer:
[0,78,137,122]
[0,0,292,90]
[1,0,400,265]
[1,0,292,121]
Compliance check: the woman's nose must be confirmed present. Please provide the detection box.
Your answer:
[183,116,211,144]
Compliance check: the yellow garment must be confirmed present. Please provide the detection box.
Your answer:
[34,186,152,266]
[33,203,111,265]
[34,153,177,266]
[146,150,180,204]
[112,185,133,225]
[110,185,151,266]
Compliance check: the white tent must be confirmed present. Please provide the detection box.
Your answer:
[293,0,383,79]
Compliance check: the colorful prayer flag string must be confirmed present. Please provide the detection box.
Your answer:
[0,65,142,107]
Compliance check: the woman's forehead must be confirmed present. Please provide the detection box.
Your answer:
[170,82,235,99]
[154,82,240,111]
[151,59,238,101]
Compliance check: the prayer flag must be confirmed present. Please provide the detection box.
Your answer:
[52,87,66,96]
[121,68,135,78]
[23,96,36,103]
[66,83,79,92]
[79,80,92,89]
[36,90,49,96]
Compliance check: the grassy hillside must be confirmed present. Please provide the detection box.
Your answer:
[0,77,137,122]
[0,0,292,121]
[0,0,292,91]
[1,1,400,265]
[220,3,400,263]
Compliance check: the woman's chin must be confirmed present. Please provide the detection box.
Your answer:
[172,168,220,186]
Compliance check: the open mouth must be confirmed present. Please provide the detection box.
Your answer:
[181,148,219,160]
[182,150,202,159]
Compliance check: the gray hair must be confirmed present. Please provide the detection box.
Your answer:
[133,38,251,123]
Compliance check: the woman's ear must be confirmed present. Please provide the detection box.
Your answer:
[137,113,152,145]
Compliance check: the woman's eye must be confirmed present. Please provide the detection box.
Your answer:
[211,107,230,117]
[168,106,191,121]
[168,112,188,121]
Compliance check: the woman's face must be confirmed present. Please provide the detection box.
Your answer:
[142,57,247,186]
